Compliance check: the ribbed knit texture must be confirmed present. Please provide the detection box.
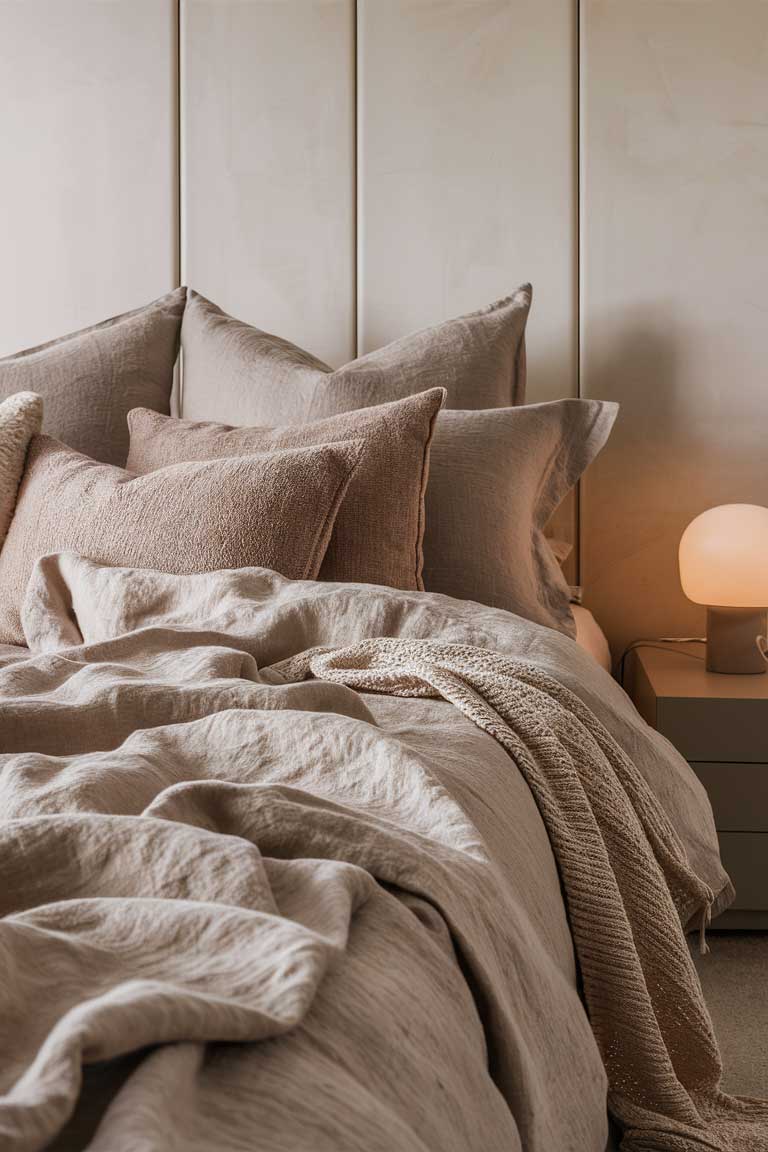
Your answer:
[0,392,42,547]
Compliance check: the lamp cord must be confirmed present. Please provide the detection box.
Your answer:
[617,638,706,688]
[619,633,768,685]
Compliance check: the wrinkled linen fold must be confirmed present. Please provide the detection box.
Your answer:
[0,554,751,1151]
[277,640,768,1151]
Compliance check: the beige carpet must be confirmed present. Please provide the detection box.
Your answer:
[693,932,768,1098]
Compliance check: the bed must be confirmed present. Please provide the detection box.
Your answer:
[1,289,765,1152]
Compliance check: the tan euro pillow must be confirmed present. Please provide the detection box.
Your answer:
[423,401,618,636]
[127,389,444,590]
[0,289,185,466]
[0,435,362,645]
[0,392,43,548]
[180,286,530,426]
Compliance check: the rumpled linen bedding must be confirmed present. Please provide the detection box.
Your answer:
[0,553,752,1152]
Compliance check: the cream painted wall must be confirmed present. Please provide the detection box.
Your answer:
[581,1,768,658]
[180,0,356,368]
[0,0,178,356]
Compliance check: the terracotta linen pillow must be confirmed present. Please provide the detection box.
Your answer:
[0,435,362,645]
[0,289,186,466]
[127,389,444,590]
[422,400,619,637]
[0,392,42,548]
[179,286,530,426]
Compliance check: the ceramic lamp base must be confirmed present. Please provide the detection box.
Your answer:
[706,607,767,674]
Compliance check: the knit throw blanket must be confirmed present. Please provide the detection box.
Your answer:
[277,637,768,1152]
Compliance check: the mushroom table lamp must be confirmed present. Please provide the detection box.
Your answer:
[679,504,768,674]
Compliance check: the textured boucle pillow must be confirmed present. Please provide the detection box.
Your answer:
[0,435,362,645]
[179,286,530,425]
[127,389,444,590]
[0,392,43,547]
[422,400,618,636]
[0,289,185,466]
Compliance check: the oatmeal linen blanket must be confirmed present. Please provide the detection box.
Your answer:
[0,554,761,1152]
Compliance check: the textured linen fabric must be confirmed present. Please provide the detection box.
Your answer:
[127,388,444,589]
[423,400,618,637]
[0,392,41,546]
[0,437,361,644]
[180,285,531,425]
[0,289,185,465]
[279,640,767,1151]
[0,554,739,1152]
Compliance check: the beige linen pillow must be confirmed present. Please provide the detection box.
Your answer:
[0,435,362,645]
[0,289,185,466]
[180,286,530,426]
[423,400,618,636]
[0,392,42,547]
[127,388,444,590]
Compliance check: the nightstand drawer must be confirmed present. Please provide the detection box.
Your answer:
[657,698,768,763]
[630,646,768,914]
[690,763,768,831]
[718,833,768,910]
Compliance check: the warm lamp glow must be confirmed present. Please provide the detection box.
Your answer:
[679,504,768,608]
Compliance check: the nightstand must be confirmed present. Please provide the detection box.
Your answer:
[628,642,768,929]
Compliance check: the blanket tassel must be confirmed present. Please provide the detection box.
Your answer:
[698,904,711,956]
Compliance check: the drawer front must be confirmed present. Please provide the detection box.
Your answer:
[718,833,768,910]
[690,763,768,831]
[658,698,768,762]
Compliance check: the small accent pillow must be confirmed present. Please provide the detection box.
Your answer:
[180,286,531,426]
[0,392,42,547]
[0,289,186,466]
[0,434,362,645]
[127,388,444,590]
[423,400,618,636]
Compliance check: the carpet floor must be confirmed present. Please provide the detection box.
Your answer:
[694,932,768,1097]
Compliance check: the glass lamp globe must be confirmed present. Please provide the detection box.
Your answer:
[679,504,768,674]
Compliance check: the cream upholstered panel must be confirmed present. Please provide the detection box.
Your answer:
[11,2,766,653]
[357,0,578,558]
[581,1,768,659]
[0,1,178,356]
[357,0,577,405]
[181,0,356,368]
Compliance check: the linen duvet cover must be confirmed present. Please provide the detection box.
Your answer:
[0,553,759,1152]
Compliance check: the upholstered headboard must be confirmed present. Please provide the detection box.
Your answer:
[2,1,766,659]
